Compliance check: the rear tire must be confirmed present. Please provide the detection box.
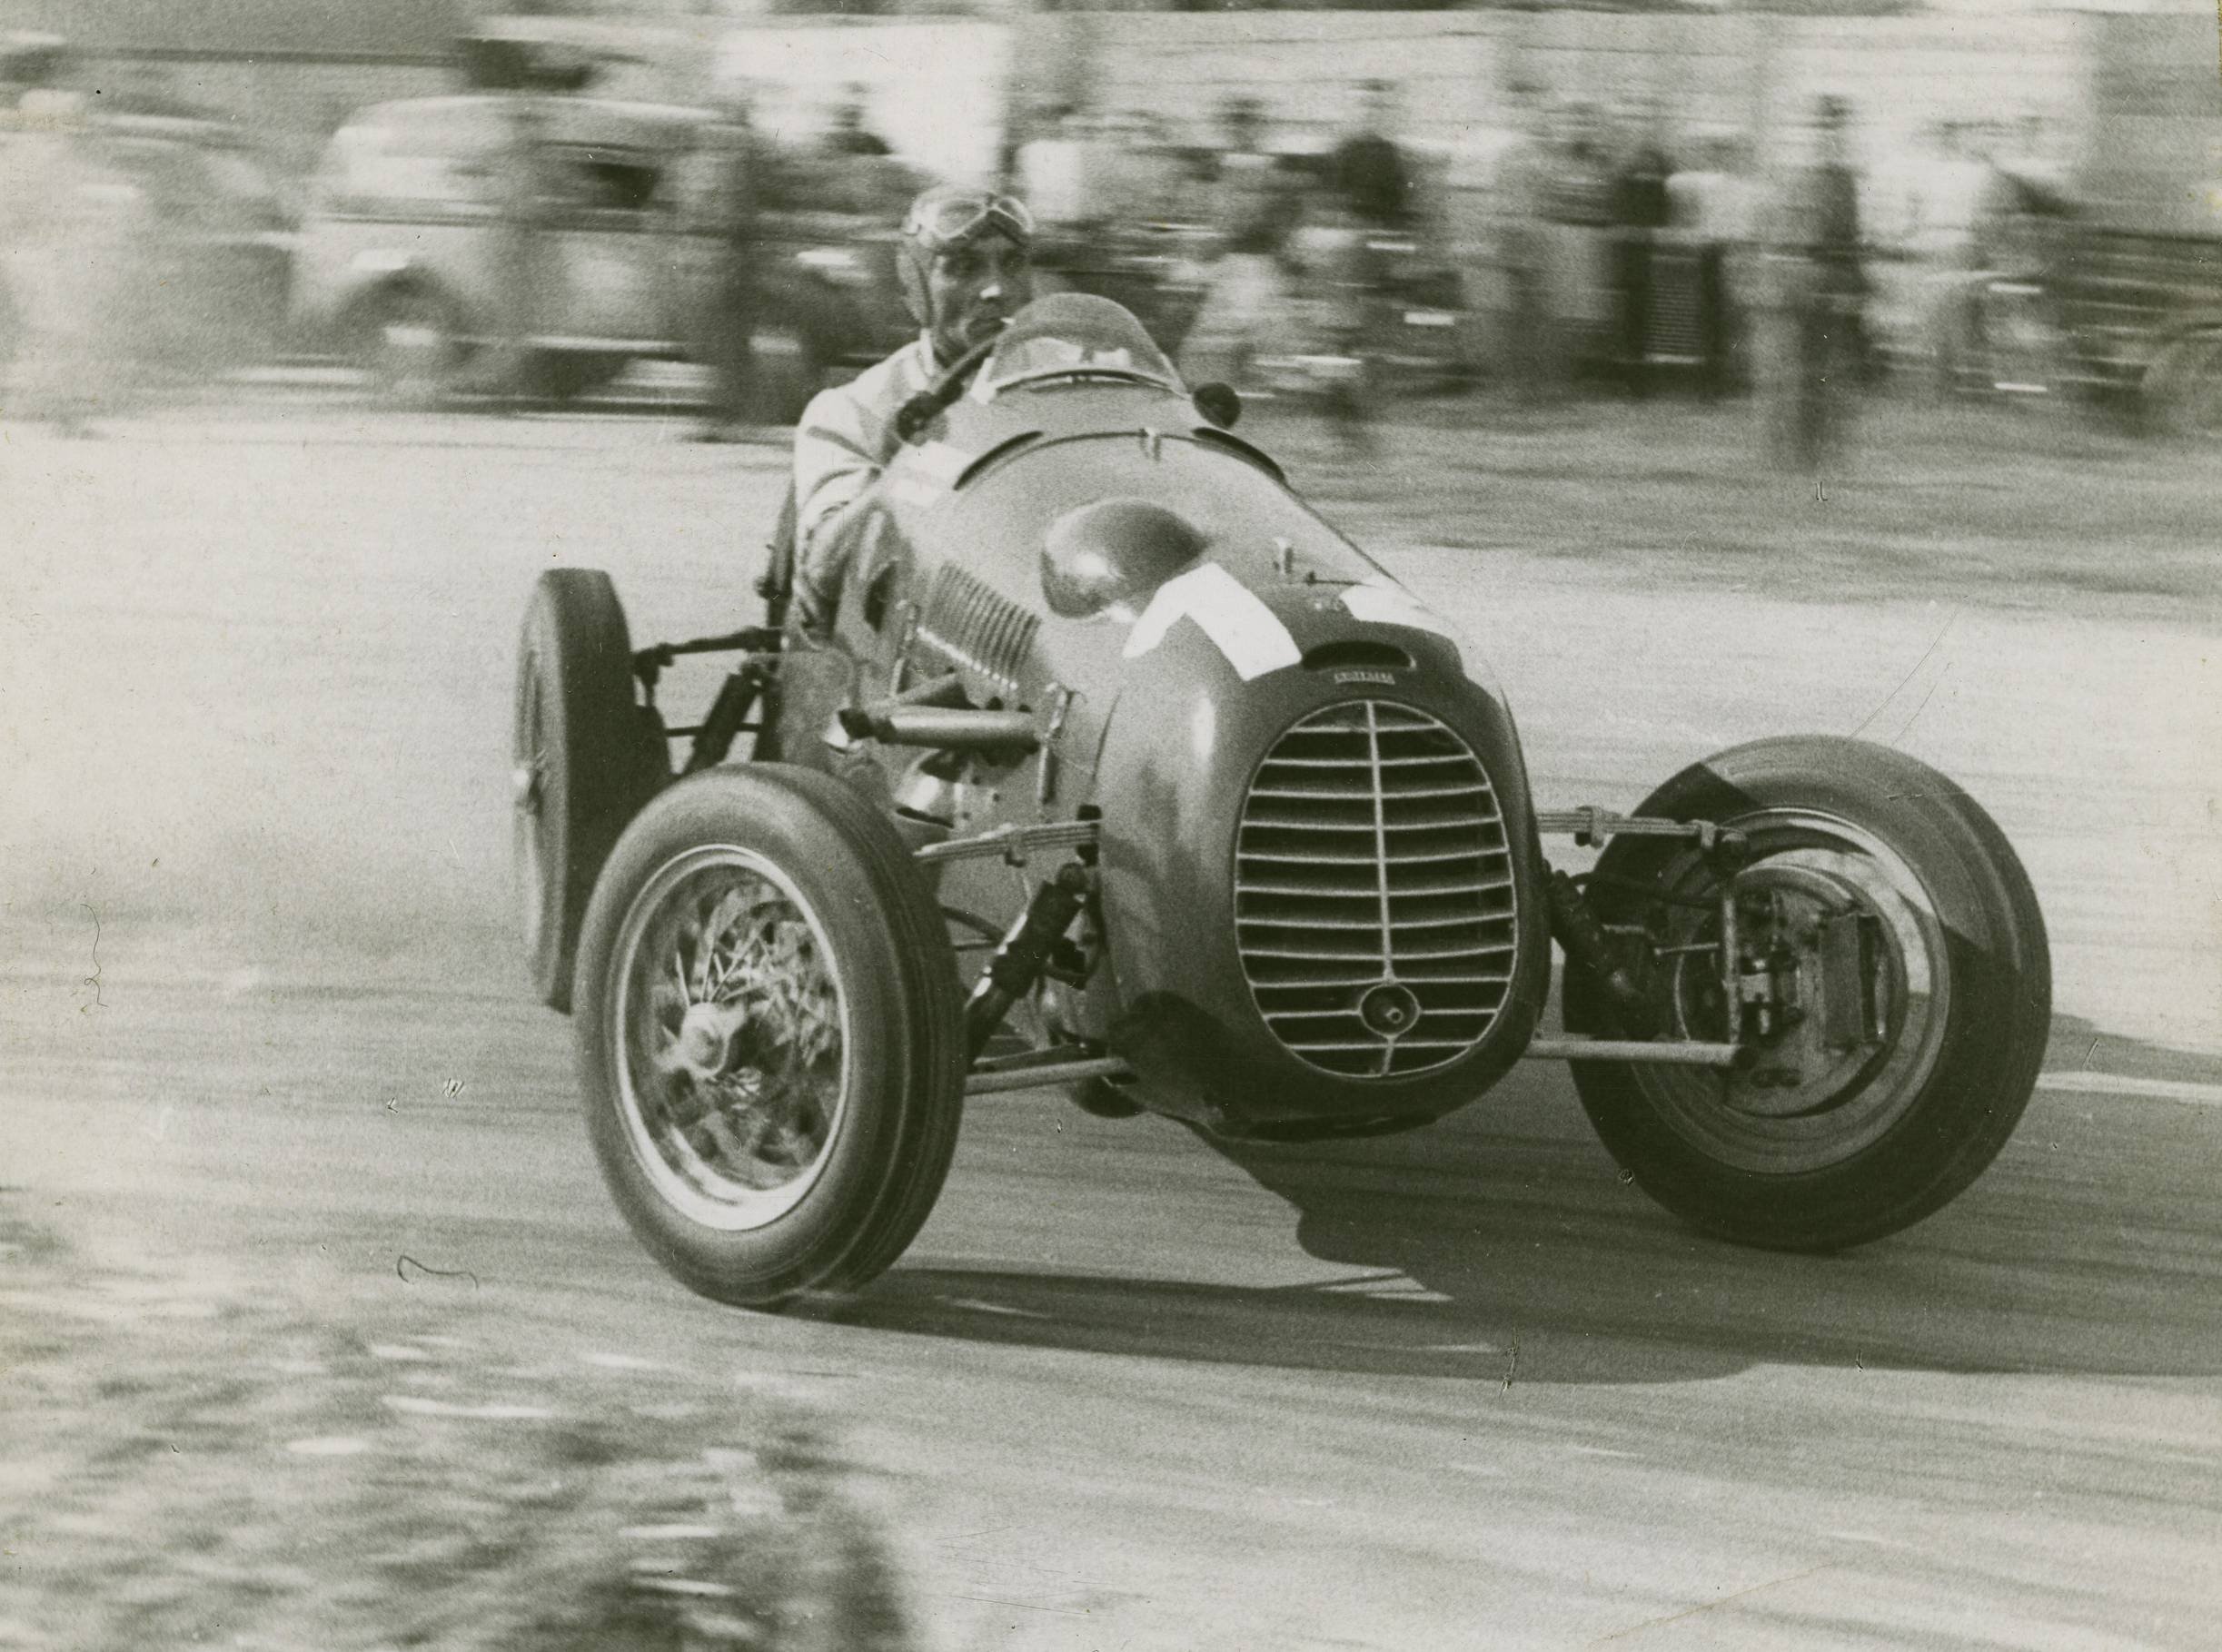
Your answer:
[513,569,662,1013]
[573,766,966,1308]
[1565,736,2050,1251]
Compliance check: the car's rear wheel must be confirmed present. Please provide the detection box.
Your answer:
[513,569,663,1013]
[573,766,966,1309]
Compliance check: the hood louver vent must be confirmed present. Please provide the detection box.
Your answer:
[914,563,1037,701]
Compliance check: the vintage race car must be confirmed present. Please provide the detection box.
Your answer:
[511,293,2050,1310]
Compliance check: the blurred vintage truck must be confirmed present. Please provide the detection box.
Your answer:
[288,93,922,413]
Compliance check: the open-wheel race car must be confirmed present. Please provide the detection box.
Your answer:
[511,293,2051,1311]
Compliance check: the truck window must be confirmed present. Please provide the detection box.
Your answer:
[315,112,502,221]
[541,144,661,219]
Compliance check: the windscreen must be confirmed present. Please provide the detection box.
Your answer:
[976,293,1182,400]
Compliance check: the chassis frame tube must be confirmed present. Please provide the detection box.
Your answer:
[967,1056,1133,1095]
[961,1036,1750,1098]
[1521,1035,1747,1067]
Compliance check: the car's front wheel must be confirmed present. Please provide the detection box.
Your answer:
[1564,737,2049,1251]
[573,766,967,1309]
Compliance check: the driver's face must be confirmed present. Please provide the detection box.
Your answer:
[926,235,1033,361]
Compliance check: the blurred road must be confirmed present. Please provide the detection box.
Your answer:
[4,407,2219,1650]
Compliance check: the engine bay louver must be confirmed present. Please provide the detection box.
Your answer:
[1235,700,1518,1078]
[914,563,1038,702]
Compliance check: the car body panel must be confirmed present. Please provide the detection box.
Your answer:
[783,294,1549,1135]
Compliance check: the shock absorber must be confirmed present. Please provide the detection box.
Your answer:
[965,862,1091,1060]
[1547,868,1662,1039]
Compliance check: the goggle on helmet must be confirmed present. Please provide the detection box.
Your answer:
[896,187,1035,325]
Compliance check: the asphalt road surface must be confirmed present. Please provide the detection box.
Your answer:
[4,408,2219,1651]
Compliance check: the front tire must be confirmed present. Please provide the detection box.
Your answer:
[1565,737,2049,1251]
[573,766,966,1309]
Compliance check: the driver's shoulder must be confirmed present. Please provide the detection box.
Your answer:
[801,337,934,439]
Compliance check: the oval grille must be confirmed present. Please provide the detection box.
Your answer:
[1235,700,1517,1078]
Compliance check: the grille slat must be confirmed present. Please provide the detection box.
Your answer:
[1235,699,1519,1079]
[1239,869,1513,898]
[1266,753,1482,770]
[1238,845,1487,867]
[1251,781,1491,801]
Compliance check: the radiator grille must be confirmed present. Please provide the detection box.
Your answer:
[914,563,1037,700]
[1235,700,1517,1078]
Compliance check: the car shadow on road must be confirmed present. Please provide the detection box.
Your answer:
[835,1014,2222,1387]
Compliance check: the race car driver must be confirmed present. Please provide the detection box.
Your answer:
[790,183,1036,633]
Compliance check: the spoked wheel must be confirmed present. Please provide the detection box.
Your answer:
[513,569,664,1013]
[573,766,965,1309]
[1565,737,2049,1251]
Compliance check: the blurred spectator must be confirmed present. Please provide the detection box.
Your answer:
[1606,108,1672,398]
[1904,122,1992,390]
[823,87,890,160]
[1763,96,1869,471]
[484,94,555,398]
[693,111,762,442]
[1972,125,2072,278]
[1017,102,1110,306]
[1329,80,1414,232]
[791,90,918,221]
[1099,111,1180,227]
[1177,95,1302,384]
[1490,87,1565,404]
[1667,132,1757,398]
[1540,103,1616,382]
[1017,103,1100,234]
[1,89,148,432]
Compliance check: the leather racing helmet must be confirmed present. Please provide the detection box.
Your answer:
[895,184,1036,330]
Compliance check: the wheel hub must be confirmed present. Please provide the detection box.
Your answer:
[610,849,850,1232]
[673,1000,748,1081]
[1677,857,1907,1120]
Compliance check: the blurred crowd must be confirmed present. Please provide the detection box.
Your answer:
[0,26,2123,459]
[1004,80,2088,469]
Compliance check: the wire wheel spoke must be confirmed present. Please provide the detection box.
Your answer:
[613,851,848,1230]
